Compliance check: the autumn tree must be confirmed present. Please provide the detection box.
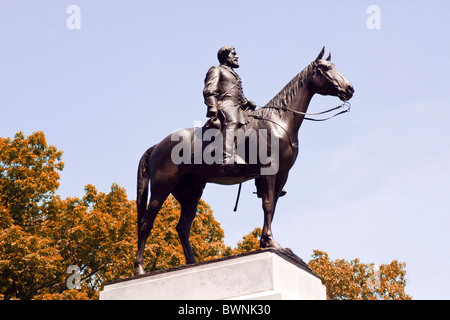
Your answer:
[36,183,137,299]
[223,227,262,257]
[0,131,235,299]
[0,131,64,230]
[0,132,139,299]
[0,132,65,299]
[308,250,411,300]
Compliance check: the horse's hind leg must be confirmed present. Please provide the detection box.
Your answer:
[172,177,206,265]
[134,182,172,275]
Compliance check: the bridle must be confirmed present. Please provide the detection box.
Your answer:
[246,100,351,152]
[233,100,351,212]
[257,100,351,122]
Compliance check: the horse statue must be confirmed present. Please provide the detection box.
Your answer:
[134,47,354,275]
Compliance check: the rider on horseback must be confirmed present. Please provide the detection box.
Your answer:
[203,46,257,173]
[203,46,286,196]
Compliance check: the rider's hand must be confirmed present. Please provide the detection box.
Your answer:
[206,109,218,118]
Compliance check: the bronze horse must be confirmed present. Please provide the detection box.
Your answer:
[134,47,354,275]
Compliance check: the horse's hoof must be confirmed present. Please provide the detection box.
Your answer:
[135,265,146,276]
[260,236,283,249]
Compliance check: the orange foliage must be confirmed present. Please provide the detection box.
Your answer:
[308,250,411,300]
[0,131,235,299]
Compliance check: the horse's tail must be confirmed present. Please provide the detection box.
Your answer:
[137,145,156,222]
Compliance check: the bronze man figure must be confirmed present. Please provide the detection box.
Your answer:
[203,46,257,172]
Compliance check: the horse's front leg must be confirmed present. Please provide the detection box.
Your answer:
[259,175,283,249]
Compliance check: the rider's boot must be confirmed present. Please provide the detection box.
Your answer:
[220,121,247,175]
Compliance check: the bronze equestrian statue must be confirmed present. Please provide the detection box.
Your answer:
[134,47,354,275]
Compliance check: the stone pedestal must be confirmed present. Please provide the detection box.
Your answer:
[99,249,326,300]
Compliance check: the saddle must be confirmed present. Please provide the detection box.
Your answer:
[204,108,255,134]
[202,111,286,198]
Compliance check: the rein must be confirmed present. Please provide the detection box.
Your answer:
[233,101,351,213]
[259,100,351,122]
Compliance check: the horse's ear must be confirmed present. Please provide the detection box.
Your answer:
[315,46,325,62]
[326,52,331,61]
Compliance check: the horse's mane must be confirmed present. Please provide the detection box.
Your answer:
[249,62,314,118]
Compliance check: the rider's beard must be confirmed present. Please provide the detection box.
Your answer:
[227,57,239,69]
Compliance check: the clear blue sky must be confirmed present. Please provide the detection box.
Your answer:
[1,1,449,299]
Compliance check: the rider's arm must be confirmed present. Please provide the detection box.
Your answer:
[203,66,220,117]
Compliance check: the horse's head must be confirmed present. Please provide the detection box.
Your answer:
[310,47,354,101]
